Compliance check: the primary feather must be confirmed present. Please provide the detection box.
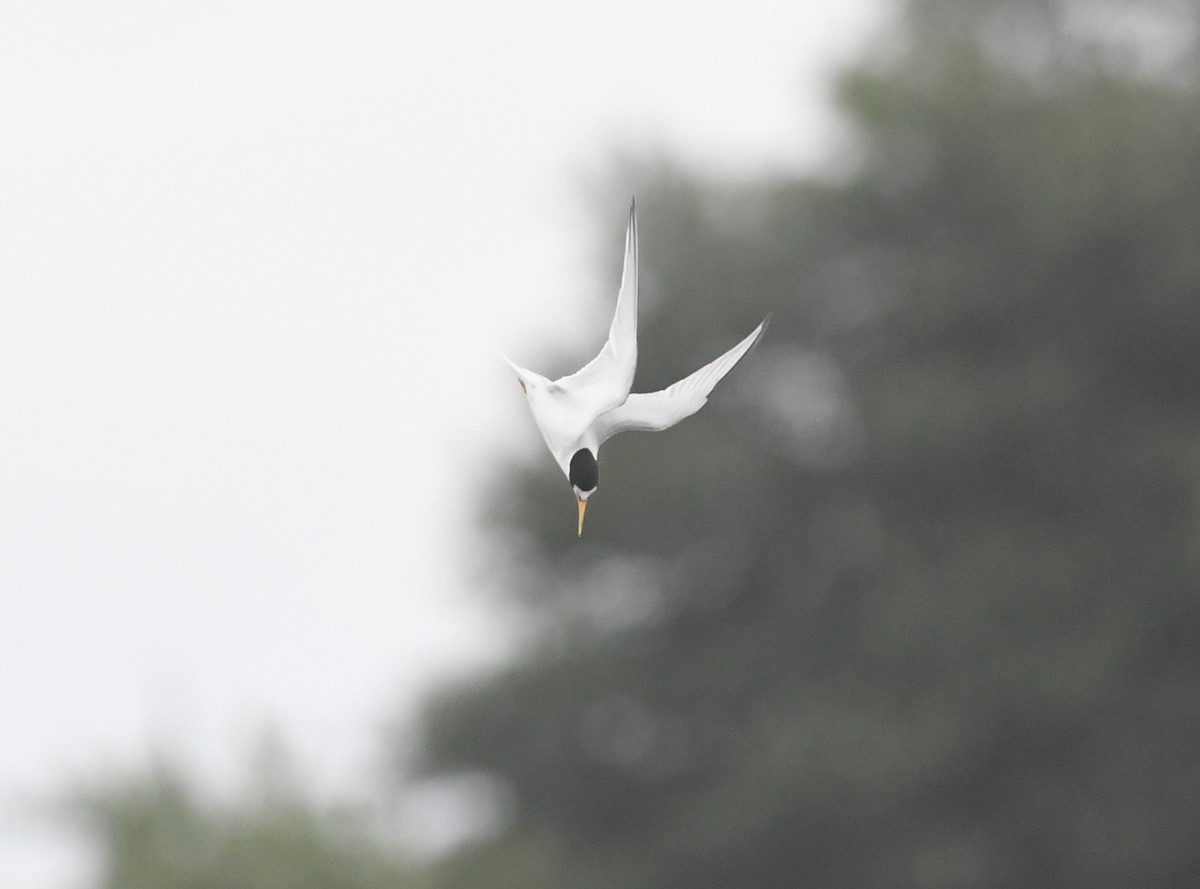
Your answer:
[592,315,769,442]
[555,200,640,422]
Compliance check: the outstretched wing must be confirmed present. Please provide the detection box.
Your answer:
[554,200,639,419]
[592,315,769,443]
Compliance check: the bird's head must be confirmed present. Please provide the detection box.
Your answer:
[569,448,599,536]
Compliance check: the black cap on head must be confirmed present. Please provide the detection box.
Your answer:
[569,448,599,493]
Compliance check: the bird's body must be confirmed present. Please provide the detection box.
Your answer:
[504,200,769,534]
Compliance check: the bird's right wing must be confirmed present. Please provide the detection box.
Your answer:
[593,315,769,443]
[555,200,639,418]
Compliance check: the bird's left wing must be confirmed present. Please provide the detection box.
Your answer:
[555,200,639,418]
[592,315,769,443]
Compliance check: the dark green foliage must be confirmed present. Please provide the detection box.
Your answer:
[413,2,1200,887]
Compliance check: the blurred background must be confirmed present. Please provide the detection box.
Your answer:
[4,0,1200,887]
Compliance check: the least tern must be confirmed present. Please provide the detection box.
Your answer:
[504,200,769,536]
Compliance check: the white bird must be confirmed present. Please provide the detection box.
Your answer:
[504,200,769,536]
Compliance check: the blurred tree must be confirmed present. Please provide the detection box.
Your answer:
[411,1,1200,887]
[67,743,421,889]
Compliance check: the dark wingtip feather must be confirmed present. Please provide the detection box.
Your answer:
[750,313,771,350]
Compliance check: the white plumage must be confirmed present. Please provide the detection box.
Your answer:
[504,200,769,534]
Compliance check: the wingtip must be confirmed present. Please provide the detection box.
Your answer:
[624,198,639,264]
[500,352,525,375]
[750,313,771,347]
[737,314,771,362]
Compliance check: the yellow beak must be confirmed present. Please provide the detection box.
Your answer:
[576,498,588,537]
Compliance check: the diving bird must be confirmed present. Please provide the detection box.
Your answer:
[503,200,769,536]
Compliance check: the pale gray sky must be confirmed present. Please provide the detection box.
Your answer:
[0,2,881,885]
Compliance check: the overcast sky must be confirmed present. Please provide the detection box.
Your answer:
[0,2,881,885]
